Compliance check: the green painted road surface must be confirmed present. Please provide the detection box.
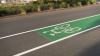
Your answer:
[37,14,100,41]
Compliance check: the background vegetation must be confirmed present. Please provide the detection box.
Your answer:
[0,0,96,16]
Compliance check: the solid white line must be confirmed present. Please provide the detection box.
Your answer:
[0,14,100,40]
[13,25,100,56]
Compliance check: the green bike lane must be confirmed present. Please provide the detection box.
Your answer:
[14,14,100,56]
[37,14,100,41]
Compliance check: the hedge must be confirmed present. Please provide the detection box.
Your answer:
[0,0,96,17]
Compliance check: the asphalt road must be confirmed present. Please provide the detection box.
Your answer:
[0,4,100,56]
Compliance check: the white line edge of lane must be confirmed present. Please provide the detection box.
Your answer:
[0,14,100,40]
[13,25,100,56]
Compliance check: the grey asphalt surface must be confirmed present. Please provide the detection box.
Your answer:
[24,26,100,56]
[0,4,100,56]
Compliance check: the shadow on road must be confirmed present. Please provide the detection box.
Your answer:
[78,41,100,56]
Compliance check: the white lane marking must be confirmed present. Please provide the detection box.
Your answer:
[0,14,100,40]
[13,25,100,56]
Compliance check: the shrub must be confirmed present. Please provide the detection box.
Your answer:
[39,3,49,11]
[17,5,27,15]
[48,2,54,10]
[80,0,90,5]
[0,0,97,17]
[60,2,67,8]
[89,0,96,4]
[0,6,17,16]
[24,3,38,12]
[53,1,60,9]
